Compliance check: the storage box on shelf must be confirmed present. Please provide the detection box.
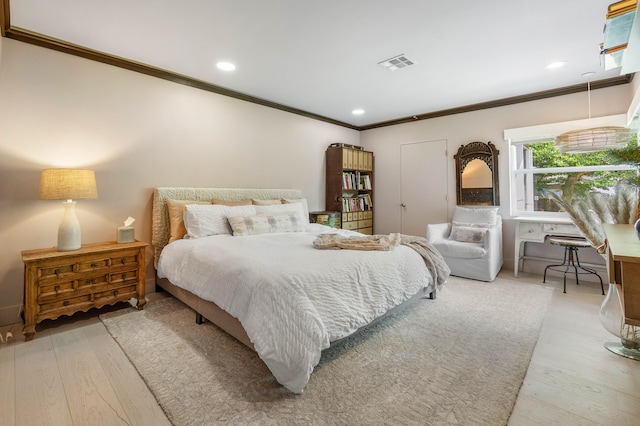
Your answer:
[309,211,341,228]
[325,145,374,234]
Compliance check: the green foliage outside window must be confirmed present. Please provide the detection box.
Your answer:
[530,134,639,205]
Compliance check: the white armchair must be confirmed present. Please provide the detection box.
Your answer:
[426,206,503,282]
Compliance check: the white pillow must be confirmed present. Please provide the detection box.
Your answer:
[254,203,307,225]
[452,206,498,226]
[183,204,256,238]
[228,213,305,236]
[281,198,309,223]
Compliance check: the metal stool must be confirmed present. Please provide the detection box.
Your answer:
[543,237,604,294]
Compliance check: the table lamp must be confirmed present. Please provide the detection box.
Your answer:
[38,169,98,251]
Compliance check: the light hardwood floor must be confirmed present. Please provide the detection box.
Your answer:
[509,272,640,426]
[1,272,638,425]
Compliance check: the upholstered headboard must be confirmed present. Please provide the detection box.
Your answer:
[151,187,303,268]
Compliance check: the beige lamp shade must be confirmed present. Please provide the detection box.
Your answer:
[39,169,98,200]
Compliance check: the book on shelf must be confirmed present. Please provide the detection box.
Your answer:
[342,172,372,190]
[343,171,368,190]
[341,193,373,212]
[359,175,371,190]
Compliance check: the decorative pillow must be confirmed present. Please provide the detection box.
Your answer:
[452,206,498,226]
[166,199,210,243]
[183,204,256,238]
[281,198,309,223]
[251,199,282,205]
[254,203,307,225]
[228,213,305,236]
[449,224,487,244]
[211,198,252,206]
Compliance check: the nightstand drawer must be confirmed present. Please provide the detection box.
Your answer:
[94,284,138,302]
[110,269,139,285]
[38,263,75,280]
[39,293,95,315]
[77,257,110,271]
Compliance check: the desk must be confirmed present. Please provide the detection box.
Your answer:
[604,224,640,327]
[514,217,580,277]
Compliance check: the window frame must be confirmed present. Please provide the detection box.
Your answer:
[508,140,638,217]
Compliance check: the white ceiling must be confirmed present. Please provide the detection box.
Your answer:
[8,0,628,127]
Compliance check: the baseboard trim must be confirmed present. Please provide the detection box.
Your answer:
[0,304,23,328]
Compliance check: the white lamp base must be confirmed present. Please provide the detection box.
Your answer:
[58,200,81,251]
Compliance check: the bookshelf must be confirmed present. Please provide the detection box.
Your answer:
[325,144,374,234]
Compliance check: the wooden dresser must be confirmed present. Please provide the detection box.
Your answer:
[22,240,148,341]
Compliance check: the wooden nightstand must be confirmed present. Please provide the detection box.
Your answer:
[21,240,148,341]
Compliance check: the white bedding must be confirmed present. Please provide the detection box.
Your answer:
[157,224,437,393]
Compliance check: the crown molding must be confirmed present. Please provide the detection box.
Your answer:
[359,74,634,131]
[2,25,359,130]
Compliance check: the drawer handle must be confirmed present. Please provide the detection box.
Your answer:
[121,258,126,265]
[113,290,118,296]
[54,285,60,293]
[54,269,60,275]
[87,279,96,284]
[90,263,98,268]
[63,301,70,306]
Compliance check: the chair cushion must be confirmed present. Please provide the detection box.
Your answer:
[452,206,499,226]
[432,239,487,259]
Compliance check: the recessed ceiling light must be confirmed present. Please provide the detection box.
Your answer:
[352,109,365,115]
[545,61,567,70]
[216,61,236,71]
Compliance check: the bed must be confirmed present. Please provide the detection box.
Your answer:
[151,187,449,393]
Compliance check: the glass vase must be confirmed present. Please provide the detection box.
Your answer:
[599,282,640,360]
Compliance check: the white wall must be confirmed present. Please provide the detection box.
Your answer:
[0,37,359,326]
[361,82,634,277]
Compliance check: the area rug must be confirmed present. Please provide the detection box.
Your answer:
[100,276,553,426]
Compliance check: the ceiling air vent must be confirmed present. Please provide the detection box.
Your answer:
[378,54,415,71]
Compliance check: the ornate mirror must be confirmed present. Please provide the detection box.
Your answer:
[454,141,500,206]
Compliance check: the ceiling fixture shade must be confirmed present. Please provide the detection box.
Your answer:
[555,126,633,153]
[554,72,633,153]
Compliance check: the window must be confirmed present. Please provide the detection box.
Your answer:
[509,140,638,216]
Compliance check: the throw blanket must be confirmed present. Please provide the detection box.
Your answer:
[314,233,451,286]
[313,233,401,250]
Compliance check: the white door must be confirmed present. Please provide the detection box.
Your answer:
[400,140,448,237]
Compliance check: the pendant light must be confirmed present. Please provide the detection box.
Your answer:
[555,72,633,153]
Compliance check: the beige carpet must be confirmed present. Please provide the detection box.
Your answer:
[100,276,553,426]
